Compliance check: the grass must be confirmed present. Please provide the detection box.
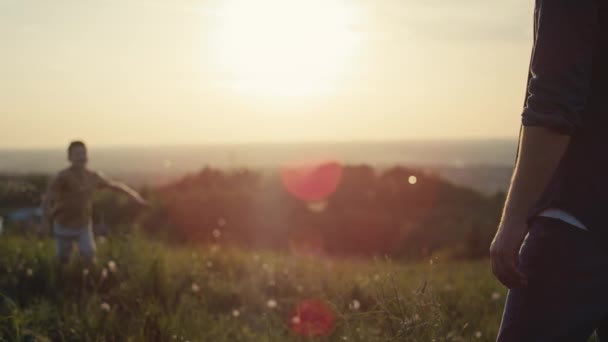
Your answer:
[0,234,506,341]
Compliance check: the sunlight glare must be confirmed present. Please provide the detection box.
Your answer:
[212,0,360,97]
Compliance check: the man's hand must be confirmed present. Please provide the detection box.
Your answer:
[490,221,529,289]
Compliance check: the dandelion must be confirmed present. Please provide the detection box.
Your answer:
[408,175,417,185]
[191,283,200,293]
[491,292,501,301]
[267,299,278,309]
[83,268,89,276]
[475,331,482,339]
[349,299,361,311]
[26,268,33,277]
[108,260,117,273]
[101,268,108,279]
[100,302,111,312]
[232,309,240,317]
[212,229,221,239]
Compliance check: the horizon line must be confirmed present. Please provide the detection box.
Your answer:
[0,136,518,151]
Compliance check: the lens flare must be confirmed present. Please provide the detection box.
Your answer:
[289,299,336,337]
[280,160,342,202]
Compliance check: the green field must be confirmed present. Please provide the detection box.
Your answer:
[0,234,506,341]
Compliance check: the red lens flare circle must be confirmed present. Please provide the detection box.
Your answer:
[289,298,336,337]
[280,160,342,202]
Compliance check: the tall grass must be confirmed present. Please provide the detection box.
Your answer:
[0,234,506,341]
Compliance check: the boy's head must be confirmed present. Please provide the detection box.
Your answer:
[68,140,88,168]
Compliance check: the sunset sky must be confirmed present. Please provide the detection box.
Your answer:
[0,0,532,148]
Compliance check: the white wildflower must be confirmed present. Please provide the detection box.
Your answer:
[232,309,240,317]
[100,302,111,312]
[266,299,277,309]
[349,299,361,311]
[108,260,117,273]
[26,268,33,277]
[191,283,200,293]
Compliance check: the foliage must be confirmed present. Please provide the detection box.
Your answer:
[0,235,507,341]
[0,166,504,259]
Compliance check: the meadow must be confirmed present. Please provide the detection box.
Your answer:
[0,233,506,342]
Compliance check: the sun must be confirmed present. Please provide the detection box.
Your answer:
[211,0,360,97]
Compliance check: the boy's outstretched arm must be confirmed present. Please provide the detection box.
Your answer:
[97,172,148,207]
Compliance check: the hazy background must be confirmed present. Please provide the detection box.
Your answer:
[1,0,531,148]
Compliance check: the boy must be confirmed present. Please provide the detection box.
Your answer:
[42,141,148,264]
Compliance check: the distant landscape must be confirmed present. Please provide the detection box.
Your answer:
[0,140,516,195]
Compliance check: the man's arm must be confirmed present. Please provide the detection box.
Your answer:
[96,172,148,206]
[490,0,598,288]
[491,127,569,288]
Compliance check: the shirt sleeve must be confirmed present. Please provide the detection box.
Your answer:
[521,0,599,135]
[94,171,114,189]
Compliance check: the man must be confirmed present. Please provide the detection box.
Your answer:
[491,0,607,340]
[43,141,148,264]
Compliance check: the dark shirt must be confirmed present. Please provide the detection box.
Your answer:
[521,0,608,239]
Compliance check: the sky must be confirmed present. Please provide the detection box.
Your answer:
[0,0,533,148]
